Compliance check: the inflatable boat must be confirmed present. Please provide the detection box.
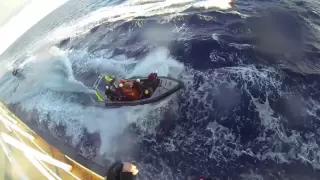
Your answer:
[93,74,184,107]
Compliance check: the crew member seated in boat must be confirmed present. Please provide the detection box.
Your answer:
[105,84,126,101]
[145,72,160,91]
[105,86,114,100]
[119,80,141,101]
[134,79,152,99]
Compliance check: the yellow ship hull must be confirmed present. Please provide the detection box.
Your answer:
[0,102,106,180]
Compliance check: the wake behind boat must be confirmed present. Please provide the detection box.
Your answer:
[93,73,184,107]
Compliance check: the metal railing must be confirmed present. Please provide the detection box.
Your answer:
[0,102,105,180]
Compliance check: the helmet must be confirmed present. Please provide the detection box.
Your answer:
[136,79,140,82]
[105,86,109,89]
[119,83,123,87]
[148,73,157,80]
[144,89,149,94]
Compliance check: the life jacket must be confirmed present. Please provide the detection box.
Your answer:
[120,80,141,101]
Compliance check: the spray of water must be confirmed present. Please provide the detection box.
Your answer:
[0,42,184,160]
[0,0,253,172]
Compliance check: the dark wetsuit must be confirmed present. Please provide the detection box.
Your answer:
[133,80,158,99]
[144,79,160,92]
[105,85,127,101]
[105,88,115,100]
[106,161,136,180]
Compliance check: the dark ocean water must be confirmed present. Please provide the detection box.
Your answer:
[2,0,320,179]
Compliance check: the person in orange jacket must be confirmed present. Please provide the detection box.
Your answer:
[117,72,159,101]
[119,80,141,101]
